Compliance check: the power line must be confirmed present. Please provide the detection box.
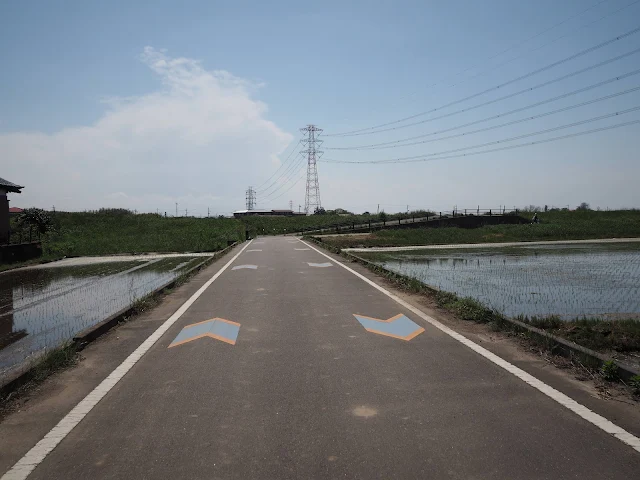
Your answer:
[365,85,640,150]
[322,106,640,164]
[258,145,304,196]
[327,47,640,142]
[325,25,640,137]
[262,170,307,205]
[328,81,640,152]
[260,154,308,201]
[456,0,613,76]
[331,0,620,127]
[255,139,300,189]
[327,65,640,150]
[256,140,302,193]
[443,0,640,91]
[260,154,306,199]
[322,119,640,166]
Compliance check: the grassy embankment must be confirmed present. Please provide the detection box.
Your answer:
[320,209,640,249]
[46,210,246,256]
[2,210,246,271]
[3,210,395,271]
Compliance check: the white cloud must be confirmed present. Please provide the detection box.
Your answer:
[1,47,293,215]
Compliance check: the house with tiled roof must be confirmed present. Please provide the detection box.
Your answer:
[0,177,24,243]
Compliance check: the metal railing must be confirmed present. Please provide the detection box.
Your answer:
[3,226,41,246]
[298,207,521,236]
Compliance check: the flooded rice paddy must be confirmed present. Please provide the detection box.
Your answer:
[359,242,640,320]
[0,255,208,385]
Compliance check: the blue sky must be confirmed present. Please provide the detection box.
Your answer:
[2,0,639,214]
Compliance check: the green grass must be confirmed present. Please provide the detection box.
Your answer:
[7,209,417,262]
[320,209,640,249]
[40,209,246,257]
[522,316,640,354]
[1,342,79,415]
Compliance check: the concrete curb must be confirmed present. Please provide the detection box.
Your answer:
[1,243,240,392]
[305,236,640,382]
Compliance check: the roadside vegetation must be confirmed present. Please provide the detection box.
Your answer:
[4,208,639,271]
[14,209,245,259]
[520,316,640,355]
[3,208,408,271]
[318,209,640,249]
[0,342,79,418]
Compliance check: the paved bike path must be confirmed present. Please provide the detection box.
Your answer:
[18,236,640,479]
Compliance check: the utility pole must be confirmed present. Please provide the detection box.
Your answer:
[175,203,178,217]
[207,207,210,217]
[185,209,188,217]
[245,186,256,210]
[299,204,302,213]
[377,204,380,214]
[289,200,293,211]
[301,124,323,215]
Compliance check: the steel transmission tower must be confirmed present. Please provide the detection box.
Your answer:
[301,124,323,215]
[245,186,256,210]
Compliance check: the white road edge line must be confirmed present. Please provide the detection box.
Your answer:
[299,239,640,454]
[2,240,254,480]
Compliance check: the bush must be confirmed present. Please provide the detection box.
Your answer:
[600,360,619,381]
[18,208,53,234]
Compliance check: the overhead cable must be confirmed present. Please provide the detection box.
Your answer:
[327,47,640,142]
[324,25,640,136]
[326,76,640,151]
[322,106,640,164]
[321,119,640,165]
[256,140,302,192]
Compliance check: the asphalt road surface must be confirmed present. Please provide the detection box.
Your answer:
[6,237,640,479]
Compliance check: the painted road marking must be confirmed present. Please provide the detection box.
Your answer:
[307,262,333,268]
[232,264,258,270]
[354,314,424,341]
[168,318,240,347]
[0,240,254,480]
[298,239,640,454]
[246,249,263,252]
[295,248,310,251]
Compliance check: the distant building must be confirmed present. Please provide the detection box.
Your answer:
[0,177,23,243]
[9,207,23,215]
[233,209,305,218]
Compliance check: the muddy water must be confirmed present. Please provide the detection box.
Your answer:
[360,242,640,320]
[0,256,205,384]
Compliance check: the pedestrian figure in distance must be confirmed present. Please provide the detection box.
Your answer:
[531,213,539,224]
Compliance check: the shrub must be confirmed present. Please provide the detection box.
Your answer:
[600,360,619,381]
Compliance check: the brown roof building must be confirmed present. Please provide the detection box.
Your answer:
[0,177,24,243]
